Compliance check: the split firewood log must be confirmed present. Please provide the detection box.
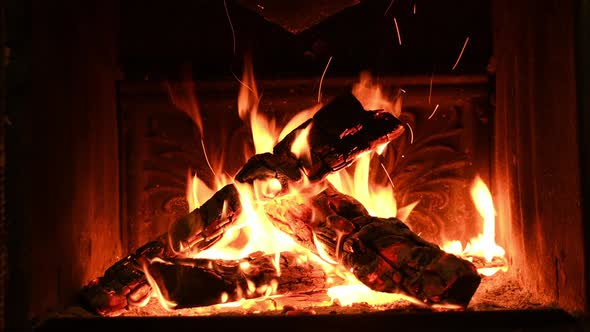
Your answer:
[264,185,482,307]
[167,184,242,253]
[236,93,405,185]
[146,252,327,309]
[81,184,242,316]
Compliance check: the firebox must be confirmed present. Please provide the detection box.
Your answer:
[2,0,589,331]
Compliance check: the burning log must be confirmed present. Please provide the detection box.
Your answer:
[167,184,242,253]
[81,184,243,316]
[80,240,168,316]
[236,93,405,185]
[81,249,327,315]
[146,252,327,309]
[264,185,482,307]
[82,93,478,315]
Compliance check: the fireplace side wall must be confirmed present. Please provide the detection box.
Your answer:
[492,0,586,312]
[6,1,122,326]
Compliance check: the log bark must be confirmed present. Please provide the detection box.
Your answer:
[80,184,243,316]
[236,93,405,185]
[167,184,242,253]
[147,252,327,309]
[264,185,482,307]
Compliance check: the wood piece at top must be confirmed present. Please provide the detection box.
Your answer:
[274,93,405,181]
[236,93,405,184]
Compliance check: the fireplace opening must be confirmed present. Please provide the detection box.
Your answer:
[3,0,589,330]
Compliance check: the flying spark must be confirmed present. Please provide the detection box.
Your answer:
[223,0,236,55]
[231,71,255,94]
[201,139,217,177]
[452,37,470,70]
[406,123,414,144]
[384,0,395,16]
[428,104,439,119]
[394,18,402,45]
[317,56,333,104]
[380,162,395,190]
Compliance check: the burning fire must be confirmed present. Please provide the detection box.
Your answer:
[147,58,507,312]
[442,176,507,276]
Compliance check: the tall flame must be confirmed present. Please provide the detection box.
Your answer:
[290,124,312,165]
[238,55,278,154]
[442,176,506,276]
[327,154,398,218]
[352,72,402,117]
[172,66,506,312]
[166,78,204,137]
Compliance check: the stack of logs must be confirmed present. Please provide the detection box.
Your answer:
[81,93,481,316]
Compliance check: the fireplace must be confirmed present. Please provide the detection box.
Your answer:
[2,0,589,330]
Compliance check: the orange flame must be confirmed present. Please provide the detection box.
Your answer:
[290,124,312,165]
[142,262,177,311]
[327,153,399,218]
[166,79,204,137]
[173,65,505,311]
[442,176,507,276]
[238,55,278,154]
[352,72,402,117]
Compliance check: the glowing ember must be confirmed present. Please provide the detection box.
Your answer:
[328,283,420,307]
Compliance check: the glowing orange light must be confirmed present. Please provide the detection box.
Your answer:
[352,72,402,117]
[238,55,278,155]
[442,176,506,275]
[170,65,507,313]
[290,125,312,165]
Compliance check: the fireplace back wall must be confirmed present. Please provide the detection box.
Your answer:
[4,0,589,328]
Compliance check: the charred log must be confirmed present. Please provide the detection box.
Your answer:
[167,184,242,253]
[80,240,169,316]
[81,184,243,316]
[236,93,405,185]
[264,186,481,307]
[147,252,327,309]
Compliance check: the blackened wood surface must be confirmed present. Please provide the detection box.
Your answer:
[81,183,242,316]
[168,184,242,253]
[272,93,405,181]
[149,252,327,309]
[265,186,481,306]
[492,0,585,312]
